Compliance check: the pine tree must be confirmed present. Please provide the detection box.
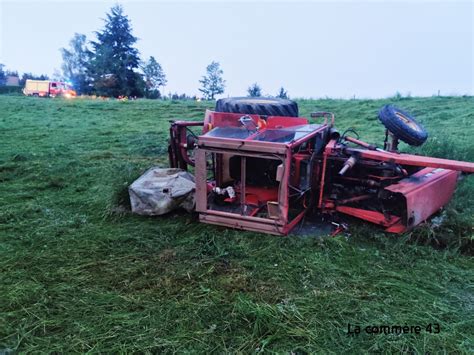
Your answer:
[198,61,225,100]
[89,5,144,97]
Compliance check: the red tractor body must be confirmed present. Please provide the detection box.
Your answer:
[168,103,473,236]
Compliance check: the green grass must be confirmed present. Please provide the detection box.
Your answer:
[0,95,473,353]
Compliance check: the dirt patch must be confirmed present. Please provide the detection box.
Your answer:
[158,248,177,262]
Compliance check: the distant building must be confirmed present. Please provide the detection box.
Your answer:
[6,75,20,86]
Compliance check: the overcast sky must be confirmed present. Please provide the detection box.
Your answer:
[0,0,472,98]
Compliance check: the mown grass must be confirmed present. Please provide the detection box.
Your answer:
[0,95,473,353]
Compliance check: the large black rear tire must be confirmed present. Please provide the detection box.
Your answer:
[378,105,428,146]
[215,97,299,117]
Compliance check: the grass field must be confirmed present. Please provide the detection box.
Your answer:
[0,95,473,353]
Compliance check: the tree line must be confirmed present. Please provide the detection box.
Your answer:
[1,4,290,100]
[0,64,49,87]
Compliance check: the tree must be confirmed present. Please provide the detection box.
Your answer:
[60,33,91,94]
[142,56,167,98]
[6,69,18,77]
[19,73,49,86]
[247,83,262,97]
[88,5,144,97]
[199,61,225,100]
[276,87,289,99]
[52,69,63,81]
[0,64,6,86]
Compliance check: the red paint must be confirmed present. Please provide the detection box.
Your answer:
[385,168,459,229]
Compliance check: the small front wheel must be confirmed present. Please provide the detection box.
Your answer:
[378,105,428,146]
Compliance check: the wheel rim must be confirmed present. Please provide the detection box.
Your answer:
[395,112,422,132]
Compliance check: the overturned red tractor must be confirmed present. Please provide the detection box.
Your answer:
[168,97,473,236]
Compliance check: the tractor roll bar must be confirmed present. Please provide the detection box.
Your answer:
[311,112,335,126]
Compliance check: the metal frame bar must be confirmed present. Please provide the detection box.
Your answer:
[346,147,474,173]
[195,143,299,235]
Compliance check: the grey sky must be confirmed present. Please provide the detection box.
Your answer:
[1,0,472,98]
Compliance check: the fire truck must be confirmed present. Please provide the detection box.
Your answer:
[23,80,76,98]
